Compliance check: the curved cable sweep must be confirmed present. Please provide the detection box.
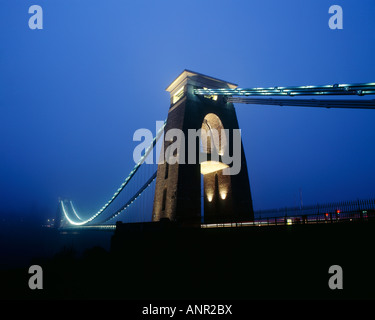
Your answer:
[61,121,166,225]
[70,201,83,221]
[104,170,158,223]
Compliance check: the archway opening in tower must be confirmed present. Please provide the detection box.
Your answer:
[200,113,231,223]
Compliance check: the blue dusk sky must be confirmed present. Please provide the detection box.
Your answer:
[0,0,374,223]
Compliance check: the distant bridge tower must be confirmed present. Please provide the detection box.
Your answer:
[152,70,254,225]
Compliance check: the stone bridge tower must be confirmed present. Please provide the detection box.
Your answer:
[152,70,254,225]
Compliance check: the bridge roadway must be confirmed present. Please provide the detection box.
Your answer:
[60,208,374,231]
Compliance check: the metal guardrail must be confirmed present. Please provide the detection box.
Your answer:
[254,198,375,219]
[201,209,375,229]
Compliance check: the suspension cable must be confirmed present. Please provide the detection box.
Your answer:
[194,82,375,97]
[61,120,166,225]
[227,97,375,109]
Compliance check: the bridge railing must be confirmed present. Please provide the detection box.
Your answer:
[201,209,375,228]
[201,198,375,228]
[255,209,374,226]
[254,198,375,219]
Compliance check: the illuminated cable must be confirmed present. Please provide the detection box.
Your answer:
[104,170,157,223]
[61,200,87,226]
[70,201,83,221]
[63,121,166,226]
[194,82,375,97]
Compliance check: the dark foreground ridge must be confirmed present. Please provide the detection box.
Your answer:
[1,219,375,299]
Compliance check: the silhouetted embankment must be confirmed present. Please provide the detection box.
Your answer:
[1,219,375,299]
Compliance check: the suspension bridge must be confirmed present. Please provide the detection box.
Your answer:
[57,70,375,230]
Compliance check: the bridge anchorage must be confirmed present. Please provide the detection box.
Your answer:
[57,70,375,229]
